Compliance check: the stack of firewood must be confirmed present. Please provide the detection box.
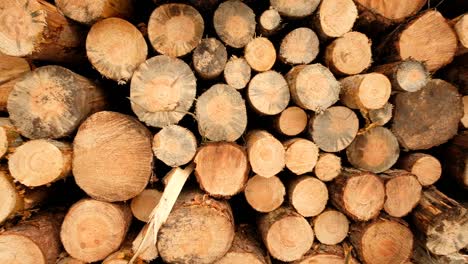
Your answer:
[0,0,466,263]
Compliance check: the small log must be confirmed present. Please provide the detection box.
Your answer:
[245,37,276,72]
[373,60,429,92]
[397,153,442,186]
[132,224,158,262]
[224,56,251,90]
[346,127,400,173]
[215,224,268,264]
[453,14,468,55]
[86,18,147,83]
[193,38,228,80]
[0,0,85,62]
[274,106,308,136]
[286,63,341,112]
[152,125,197,167]
[325,31,372,76]
[130,55,196,128]
[308,106,359,152]
[9,139,72,187]
[61,199,132,262]
[289,175,328,217]
[147,3,204,57]
[380,170,422,218]
[329,168,385,221]
[196,84,247,141]
[244,174,285,213]
[247,71,290,115]
[443,131,468,188]
[0,118,23,159]
[284,138,319,175]
[0,54,31,112]
[258,206,314,262]
[312,210,349,245]
[270,0,320,18]
[130,189,162,223]
[314,153,341,182]
[411,186,468,255]
[0,213,63,264]
[259,9,282,36]
[379,10,457,72]
[73,111,153,202]
[214,0,256,48]
[55,0,133,25]
[279,27,319,65]
[392,79,463,150]
[313,0,358,39]
[194,142,249,197]
[157,189,235,264]
[340,73,391,110]
[8,65,106,139]
[349,216,414,264]
[368,102,393,126]
[246,130,285,178]
[292,244,358,264]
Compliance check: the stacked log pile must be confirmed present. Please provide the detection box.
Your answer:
[0,0,466,263]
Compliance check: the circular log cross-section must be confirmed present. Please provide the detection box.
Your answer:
[224,56,251,90]
[0,54,31,112]
[373,60,429,92]
[289,176,328,217]
[245,37,276,72]
[314,153,341,182]
[369,102,393,126]
[194,142,249,197]
[86,18,147,83]
[309,106,359,152]
[9,139,72,187]
[73,111,153,202]
[61,199,132,263]
[346,127,400,173]
[279,27,319,65]
[259,9,281,36]
[244,174,285,213]
[381,170,422,217]
[246,130,285,178]
[55,0,133,25]
[340,73,391,110]
[193,38,228,80]
[0,169,21,224]
[148,3,204,57]
[196,84,247,142]
[314,0,357,39]
[152,125,197,167]
[214,0,256,48]
[313,210,349,245]
[130,189,162,222]
[270,0,320,18]
[274,106,308,136]
[247,71,290,115]
[354,0,426,26]
[284,138,319,175]
[130,55,197,128]
[397,153,442,186]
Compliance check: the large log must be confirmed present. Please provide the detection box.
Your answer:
[73,111,153,202]
[244,174,285,213]
[247,71,290,115]
[0,54,31,112]
[284,138,319,175]
[7,65,106,139]
[443,131,468,188]
[55,0,133,25]
[288,175,328,217]
[246,130,285,178]
[279,27,319,65]
[214,0,256,48]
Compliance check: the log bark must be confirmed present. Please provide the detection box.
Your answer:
[453,14,468,55]
[0,213,63,264]
[286,63,341,112]
[73,111,153,202]
[246,130,285,178]
[245,37,276,72]
[214,0,256,48]
[215,224,268,264]
[292,244,358,264]
[55,0,133,25]
[0,0,85,62]
[313,0,357,39]
[247,70,290,115]
[462,95,468,128]
[61,199,132,262]
[194,142,249,197]
[284,138,319,175]
[157,188,235,264]
[443,131,468,188]
[244,174,285,213]
[412,238,468,264]
[325,31,372,76]
[86,17,147,83]
[349,216,414,264]
[152,125,197,167]
[439,53,467,96]
[289,175,328,217]
[258,206,314,262]
[314,153,341,182]
[372,60,429,92]
[279,27,319,65]
[7,65,106,139]
[9,139,72,187]
[274,106,308,136]
[329,168,385,221]
[259,9,282,36]
[0,118,23,159]
[130,189,162,223]
[340,73,391,110]
[224,56,251,90]
[346,127,400,173]
[397,153,442,186]
[308,106,359,152]
[270,0,320,18]
[392,79,463,150]
[130,55,197,128]
[192,38,228,80]
[312,210,349,245]
[380,170,422,218]
[196,84,247,142]
[411,186,468,255]
[148,3,204,57]
[0,54,31,112]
